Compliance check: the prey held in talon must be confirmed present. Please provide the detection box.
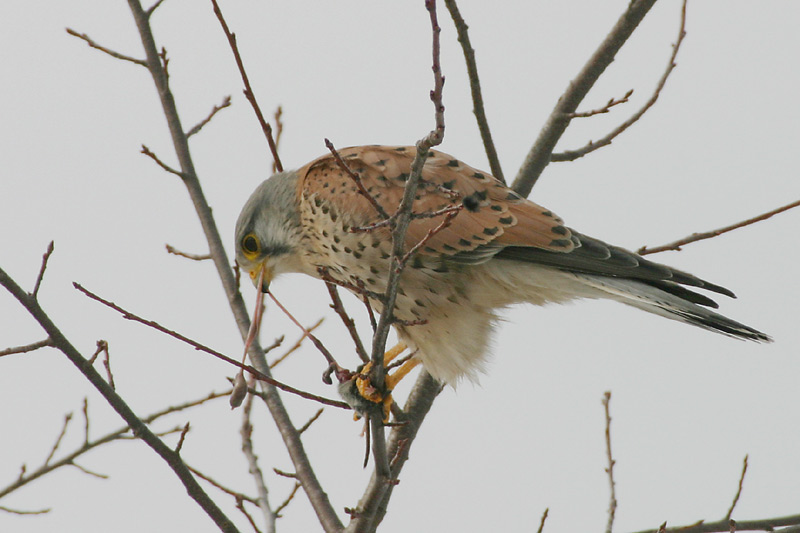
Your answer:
[235,145,771,408]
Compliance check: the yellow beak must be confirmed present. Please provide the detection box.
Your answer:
[249,262,274,293]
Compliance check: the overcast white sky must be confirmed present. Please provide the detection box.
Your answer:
[2,1,799,532]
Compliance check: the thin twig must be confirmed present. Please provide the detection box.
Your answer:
[725,455,748,521]
[399,205,462,267]
[298,408,325,435]
[65,28,146,66]
[32,241,55,299]
[210,0,282,172]
[44,414,73,466]
[174,423,191,454]
[0,338,53,357]
[567,89,633,119]
[536,508,550,533]
[102,342,115,389]
[165,244,212,261]
[70,462,108,479]
[188,465,259,505]
[241,379,276,532]
[0,390,232,502]
[0,265,240,531]
[0,505,51,515]
[346,4,446,530]
[325,139,391,220]
[324,280,370,363]
[270,319,325,369]
[638,198,800,255]
[551,1,687,162]
[124,4,342,526]
[274,482,301,516]
[512,0,659,196]
[73,282,349,409]
[236,498,264,533]
[272,106,284,174]
[266,292,344,376]
[630,514,800,533]
[186,95,232,138]
[141,144,185,178]
[443,0,503,182]
[603,392,617,533]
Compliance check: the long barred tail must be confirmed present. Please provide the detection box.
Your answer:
[576,274,772,342]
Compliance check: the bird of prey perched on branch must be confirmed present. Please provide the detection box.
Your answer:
[235,145,770,397]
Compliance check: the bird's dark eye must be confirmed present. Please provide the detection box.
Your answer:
[242,234,260,255]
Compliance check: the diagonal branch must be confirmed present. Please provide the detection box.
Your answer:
[125,2,343,528]
[73,282,348,409]
[443,0,504,182]
[638,198,800,255]
[552,0,687,162]
[0,338,53,357]
[66,28,146,66]
[724,455,748,521]
[512,0,659,196]
[628,514,800,533]
[0,267,240,533]
[209,0,282,173]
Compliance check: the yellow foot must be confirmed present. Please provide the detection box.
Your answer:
[347,342,420,421]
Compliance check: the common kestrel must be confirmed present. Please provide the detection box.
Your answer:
[235,145,770,388]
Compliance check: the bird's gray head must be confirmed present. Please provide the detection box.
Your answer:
[234,170,304,291]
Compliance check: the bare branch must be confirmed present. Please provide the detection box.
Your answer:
[44,414,73,467]
[0,338,53,357]
[73,282,349,409]
[274,482,302,517]
[326,139,391,220]
[297,408,325,435]
[270,318,325,369]
[186,95,232,137]
[102,342,115,389]
[442,0,503,182]
[0,264,240,532]
[272,106,284,174]
[324,280,370,363]
[165,243,212,261]
[65,28,146,66]
[603,392,618,533]
[512,0,659,196]
[241,382,276,532]
[123,4,342,525]
[188,465,259,505]
[145,0,166,17]
[567,89,633,119]
[236,499,264,533]
[0,505,51,515]
[629,514,800,533]
[70,462,108,479]
[638,198,800,255]
[31,241,55,299]
[725,455,748,521]
[536,508,550,533]
[348,371,444,532]
[209,0,282,172]
[398,205,462,267]
[267,292,347,380]
[141,144,185,178]
[552,1,687,162]
[347,5,447,530]
[174,423,191,454]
